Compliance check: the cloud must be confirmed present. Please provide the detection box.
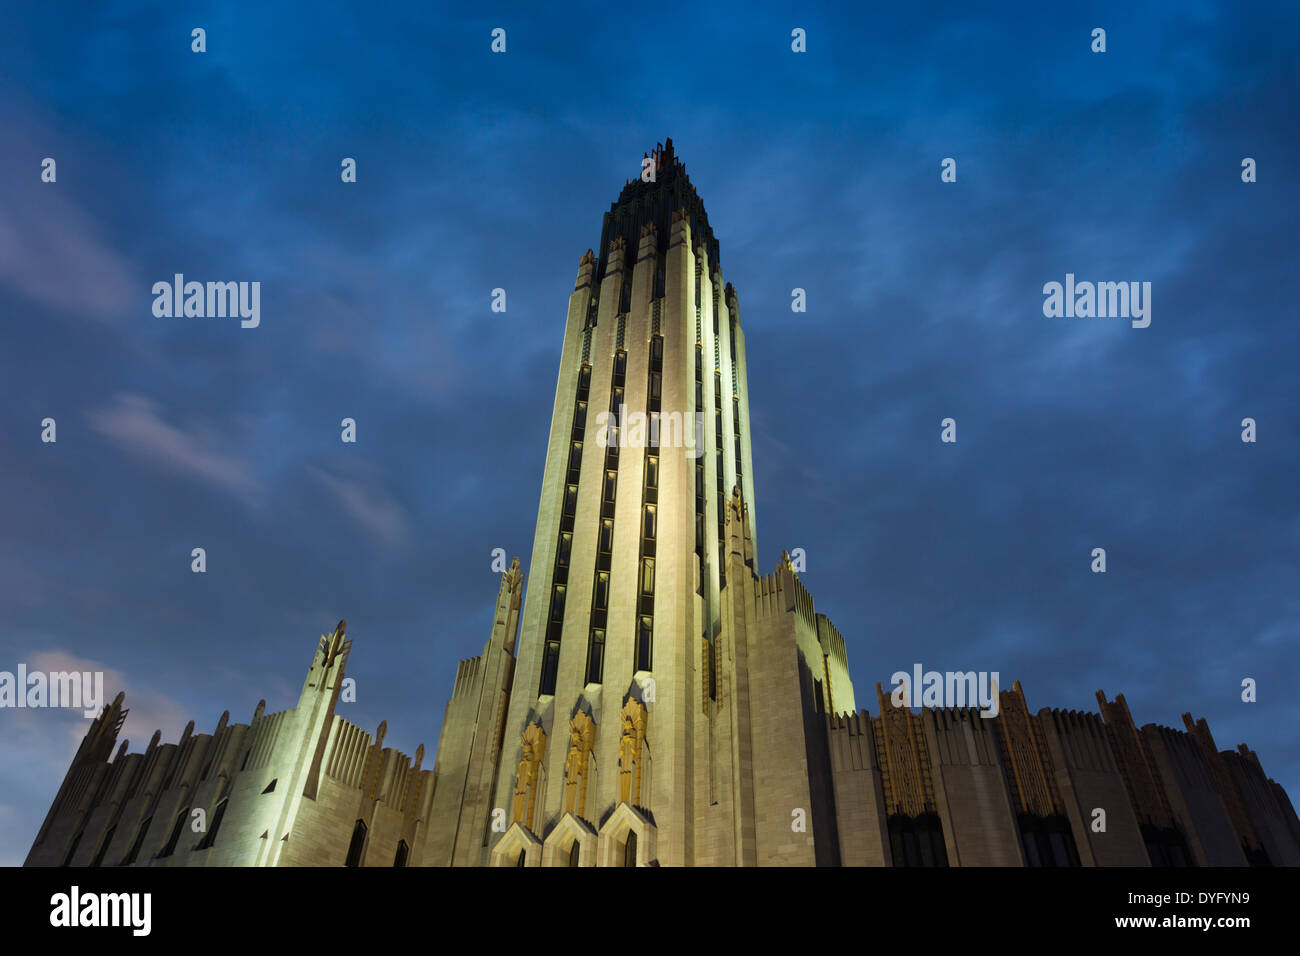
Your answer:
[87,393,258,499]
[0,109,137,322]
[308,464,412,549]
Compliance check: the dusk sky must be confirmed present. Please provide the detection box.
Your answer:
[2,1,1297,866]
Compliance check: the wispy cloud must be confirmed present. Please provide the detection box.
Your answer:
[87,393,258,500]
[0,110,137,322]
[308,464,411,549]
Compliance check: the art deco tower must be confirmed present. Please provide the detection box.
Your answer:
[497,137,759,855]
[425,139,856,866]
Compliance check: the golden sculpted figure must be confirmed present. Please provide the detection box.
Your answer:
[562,711,596,818]
[511,721,547,830]
[618,699,647,806]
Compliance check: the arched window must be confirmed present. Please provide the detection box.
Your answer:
[90,825,116,868]
[515,849,526,868]
[568,840,580,867]
[122,816,151,866]
[195,798,227,850]
[158,807,190,858]
[622,831,637,867]
[393,840,409,868]
[344,819,368,867]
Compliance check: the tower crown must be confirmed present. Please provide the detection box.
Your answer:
[597,137,720,286]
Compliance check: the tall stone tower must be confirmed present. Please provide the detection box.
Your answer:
[427,139,856,867]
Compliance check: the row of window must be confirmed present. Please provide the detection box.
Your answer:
[584,350,628,683]
[65,793,231,868]
[540,364,594,696]
[345,818,409,867]
[634,336,664,674]
[714,369,726,589]
[70,793,415,868]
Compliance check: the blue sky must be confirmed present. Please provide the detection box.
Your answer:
[1,1,1297,865]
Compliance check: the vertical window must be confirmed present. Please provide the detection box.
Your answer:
[157,807,190,858]
[558,532,572,566]
[603,470,617,502]
[564,484,578,516]
[599,519,614,553]
[640,558,655,596]
[645,456,659,490]
[195,798,228,850]
[90,825,116,868]
[540,640,561,696]
[643,504,656,541]
[636,617,654,672]
[586,628,605,684]
[345,819,368,867]
[122,816,151,866]
[569,840,581,867]
[623,831,638,867]
[394,840,409,867]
